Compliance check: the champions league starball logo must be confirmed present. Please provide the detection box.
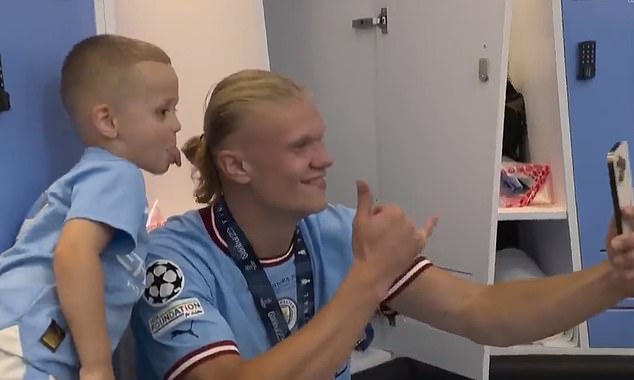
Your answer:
[144,260,184,306]
[279,297,297,330]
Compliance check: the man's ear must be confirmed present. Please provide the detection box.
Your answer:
[91,103,118,139]
[216,149,251,184]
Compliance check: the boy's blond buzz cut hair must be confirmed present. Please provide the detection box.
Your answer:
[60,34,171,125]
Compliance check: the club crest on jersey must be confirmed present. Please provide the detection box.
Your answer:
[148,298,205,338]
[144,259,184,307]
[279,297,297,330]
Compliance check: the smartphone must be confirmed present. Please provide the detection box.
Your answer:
[607,141,634,234]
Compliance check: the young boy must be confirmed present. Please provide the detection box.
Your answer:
[0,34,181,380]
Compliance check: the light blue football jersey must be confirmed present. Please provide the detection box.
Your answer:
[132,204,355,380]
[132,202,432,380]
[0,147,148,379]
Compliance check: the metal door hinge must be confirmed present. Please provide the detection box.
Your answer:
[352,7,388,34]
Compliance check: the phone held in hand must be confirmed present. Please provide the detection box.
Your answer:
[608,140,634,234]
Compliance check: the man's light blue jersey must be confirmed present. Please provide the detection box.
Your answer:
[0,147,148,379]
[132,203,432,380]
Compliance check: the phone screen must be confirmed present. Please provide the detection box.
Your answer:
[608,157,624,234]
[608,141,631,235]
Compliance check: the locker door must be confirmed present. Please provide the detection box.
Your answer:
[263,1,511,378]
[562,0,634,346]
[375,1,510,379]
[263,0,380,208]
[0,1,103,250]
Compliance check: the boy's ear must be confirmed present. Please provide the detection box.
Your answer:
[91,103,118,139]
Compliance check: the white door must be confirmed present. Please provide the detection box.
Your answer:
[263,1,511,379]
[263,0,380,207]
[374,1,510,379]
[0,1,108,250]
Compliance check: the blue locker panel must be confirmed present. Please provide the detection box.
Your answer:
[0,1,96,251]
[588,309,634,348]
[563,0,634,346]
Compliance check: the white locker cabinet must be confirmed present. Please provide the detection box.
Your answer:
[263,1,595,379]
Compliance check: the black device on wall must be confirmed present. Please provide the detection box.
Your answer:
[0,54,11,112]
[577,40,596,80]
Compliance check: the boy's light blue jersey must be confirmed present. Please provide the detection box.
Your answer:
[0,147,148,379]
[132,203,432,380]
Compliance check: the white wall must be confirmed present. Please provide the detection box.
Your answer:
[112,0,270,217]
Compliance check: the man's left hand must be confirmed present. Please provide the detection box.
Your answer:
[606,207,634,294]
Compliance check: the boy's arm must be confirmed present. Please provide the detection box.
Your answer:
[54,218,115,379]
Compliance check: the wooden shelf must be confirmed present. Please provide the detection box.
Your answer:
[498,205,567,221]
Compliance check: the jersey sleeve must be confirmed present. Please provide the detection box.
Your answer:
[379,255,434,317]
[66,159,147,247]
[131,235,239,380]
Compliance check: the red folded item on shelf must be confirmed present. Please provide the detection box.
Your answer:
[499,162,552,207]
